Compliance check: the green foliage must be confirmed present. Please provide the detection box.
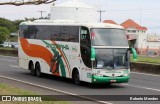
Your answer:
[130,55,160,64]
[0,17,16,32]
[13,19,25,30]
[0,26,10,43]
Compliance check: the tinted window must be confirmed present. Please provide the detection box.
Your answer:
[60,26,70,41]
[70,26,79,42]
[19,25,26,38]
[35,26,53,40]
[20,25,79,42]
[94,49,129,69]
[91,28,128,46]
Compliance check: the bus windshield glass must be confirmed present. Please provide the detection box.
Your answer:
[91,28,128,46]
[93,49,129,69]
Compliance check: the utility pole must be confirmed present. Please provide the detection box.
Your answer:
[37,11,46,19]
[97,10,105,22]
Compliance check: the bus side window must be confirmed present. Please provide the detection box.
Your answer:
[22,25,28,38]
[50,26,61,41]
[69,26,79,42]
[60,26,70,41]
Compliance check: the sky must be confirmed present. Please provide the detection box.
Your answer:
[0,0,160,34]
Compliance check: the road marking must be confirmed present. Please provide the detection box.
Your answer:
[0,75,113,104]
[10,65,19,68]
[1,59,15,62]
[131,72,160,77]
[122,83,160,92]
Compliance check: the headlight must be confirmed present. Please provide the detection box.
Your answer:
[123,74,128,76]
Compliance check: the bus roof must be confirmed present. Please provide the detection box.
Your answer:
[20,19,124,29]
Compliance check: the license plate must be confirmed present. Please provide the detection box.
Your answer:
[110,80,116,82]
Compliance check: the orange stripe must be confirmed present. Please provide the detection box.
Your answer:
[20,38,53,66]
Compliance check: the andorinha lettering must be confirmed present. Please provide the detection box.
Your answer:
[46,43,69,50]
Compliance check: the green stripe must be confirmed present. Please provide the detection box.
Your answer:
[61,50,71,73]
[59,58,66,77]
[92,75,130,83]
[42,40,66,77]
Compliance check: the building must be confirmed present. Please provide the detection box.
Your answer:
[120,19,147,54]
[103,19,160,55]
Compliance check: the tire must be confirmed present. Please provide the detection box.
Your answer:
[35,63,42,77]
[73,70,81,85]
[29,62,36,76]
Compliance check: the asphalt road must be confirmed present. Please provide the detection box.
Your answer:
[0,55,160,104]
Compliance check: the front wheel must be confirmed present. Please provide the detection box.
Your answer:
[73,70,81,85]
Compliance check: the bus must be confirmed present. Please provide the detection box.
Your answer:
[18,20,137,85]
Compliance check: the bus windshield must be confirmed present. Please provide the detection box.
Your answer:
[93,49,129,69]
[91,28,128,46]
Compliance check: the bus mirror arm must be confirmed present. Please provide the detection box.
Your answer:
[91,47,96,61]
[130,47,137,61]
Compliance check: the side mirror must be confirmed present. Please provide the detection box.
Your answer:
[130,47,137,60]
[91,47,96,61]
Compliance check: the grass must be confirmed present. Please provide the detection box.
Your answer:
[130,55,160,64]
[0,47,16,51]
[0,83,70,104]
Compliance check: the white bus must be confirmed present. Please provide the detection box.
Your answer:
[18,20,137,85]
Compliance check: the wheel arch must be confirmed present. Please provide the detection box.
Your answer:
[35,61,41,69]
[71,67,81,80]
[28,60,34,70]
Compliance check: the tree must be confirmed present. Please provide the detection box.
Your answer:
[13,20,25,31]
[0,18,16,32]
[0,27,10,44]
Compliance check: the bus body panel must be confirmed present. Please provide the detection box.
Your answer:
[18,20,130,84]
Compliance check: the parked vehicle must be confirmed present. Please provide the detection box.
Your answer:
[12,43,18,49]
[1,42,12,47]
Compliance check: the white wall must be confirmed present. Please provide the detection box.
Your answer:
[50,0,99,22]
[50,7,98,22]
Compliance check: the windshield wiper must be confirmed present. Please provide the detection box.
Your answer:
[105,67,113,70]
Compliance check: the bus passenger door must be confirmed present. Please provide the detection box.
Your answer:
[80,26,92,82]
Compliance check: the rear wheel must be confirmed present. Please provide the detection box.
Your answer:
[73,70,81,85]
[29,62,36,76]
[35,63,42,77]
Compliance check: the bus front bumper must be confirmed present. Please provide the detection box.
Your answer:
[92,75,129,84]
